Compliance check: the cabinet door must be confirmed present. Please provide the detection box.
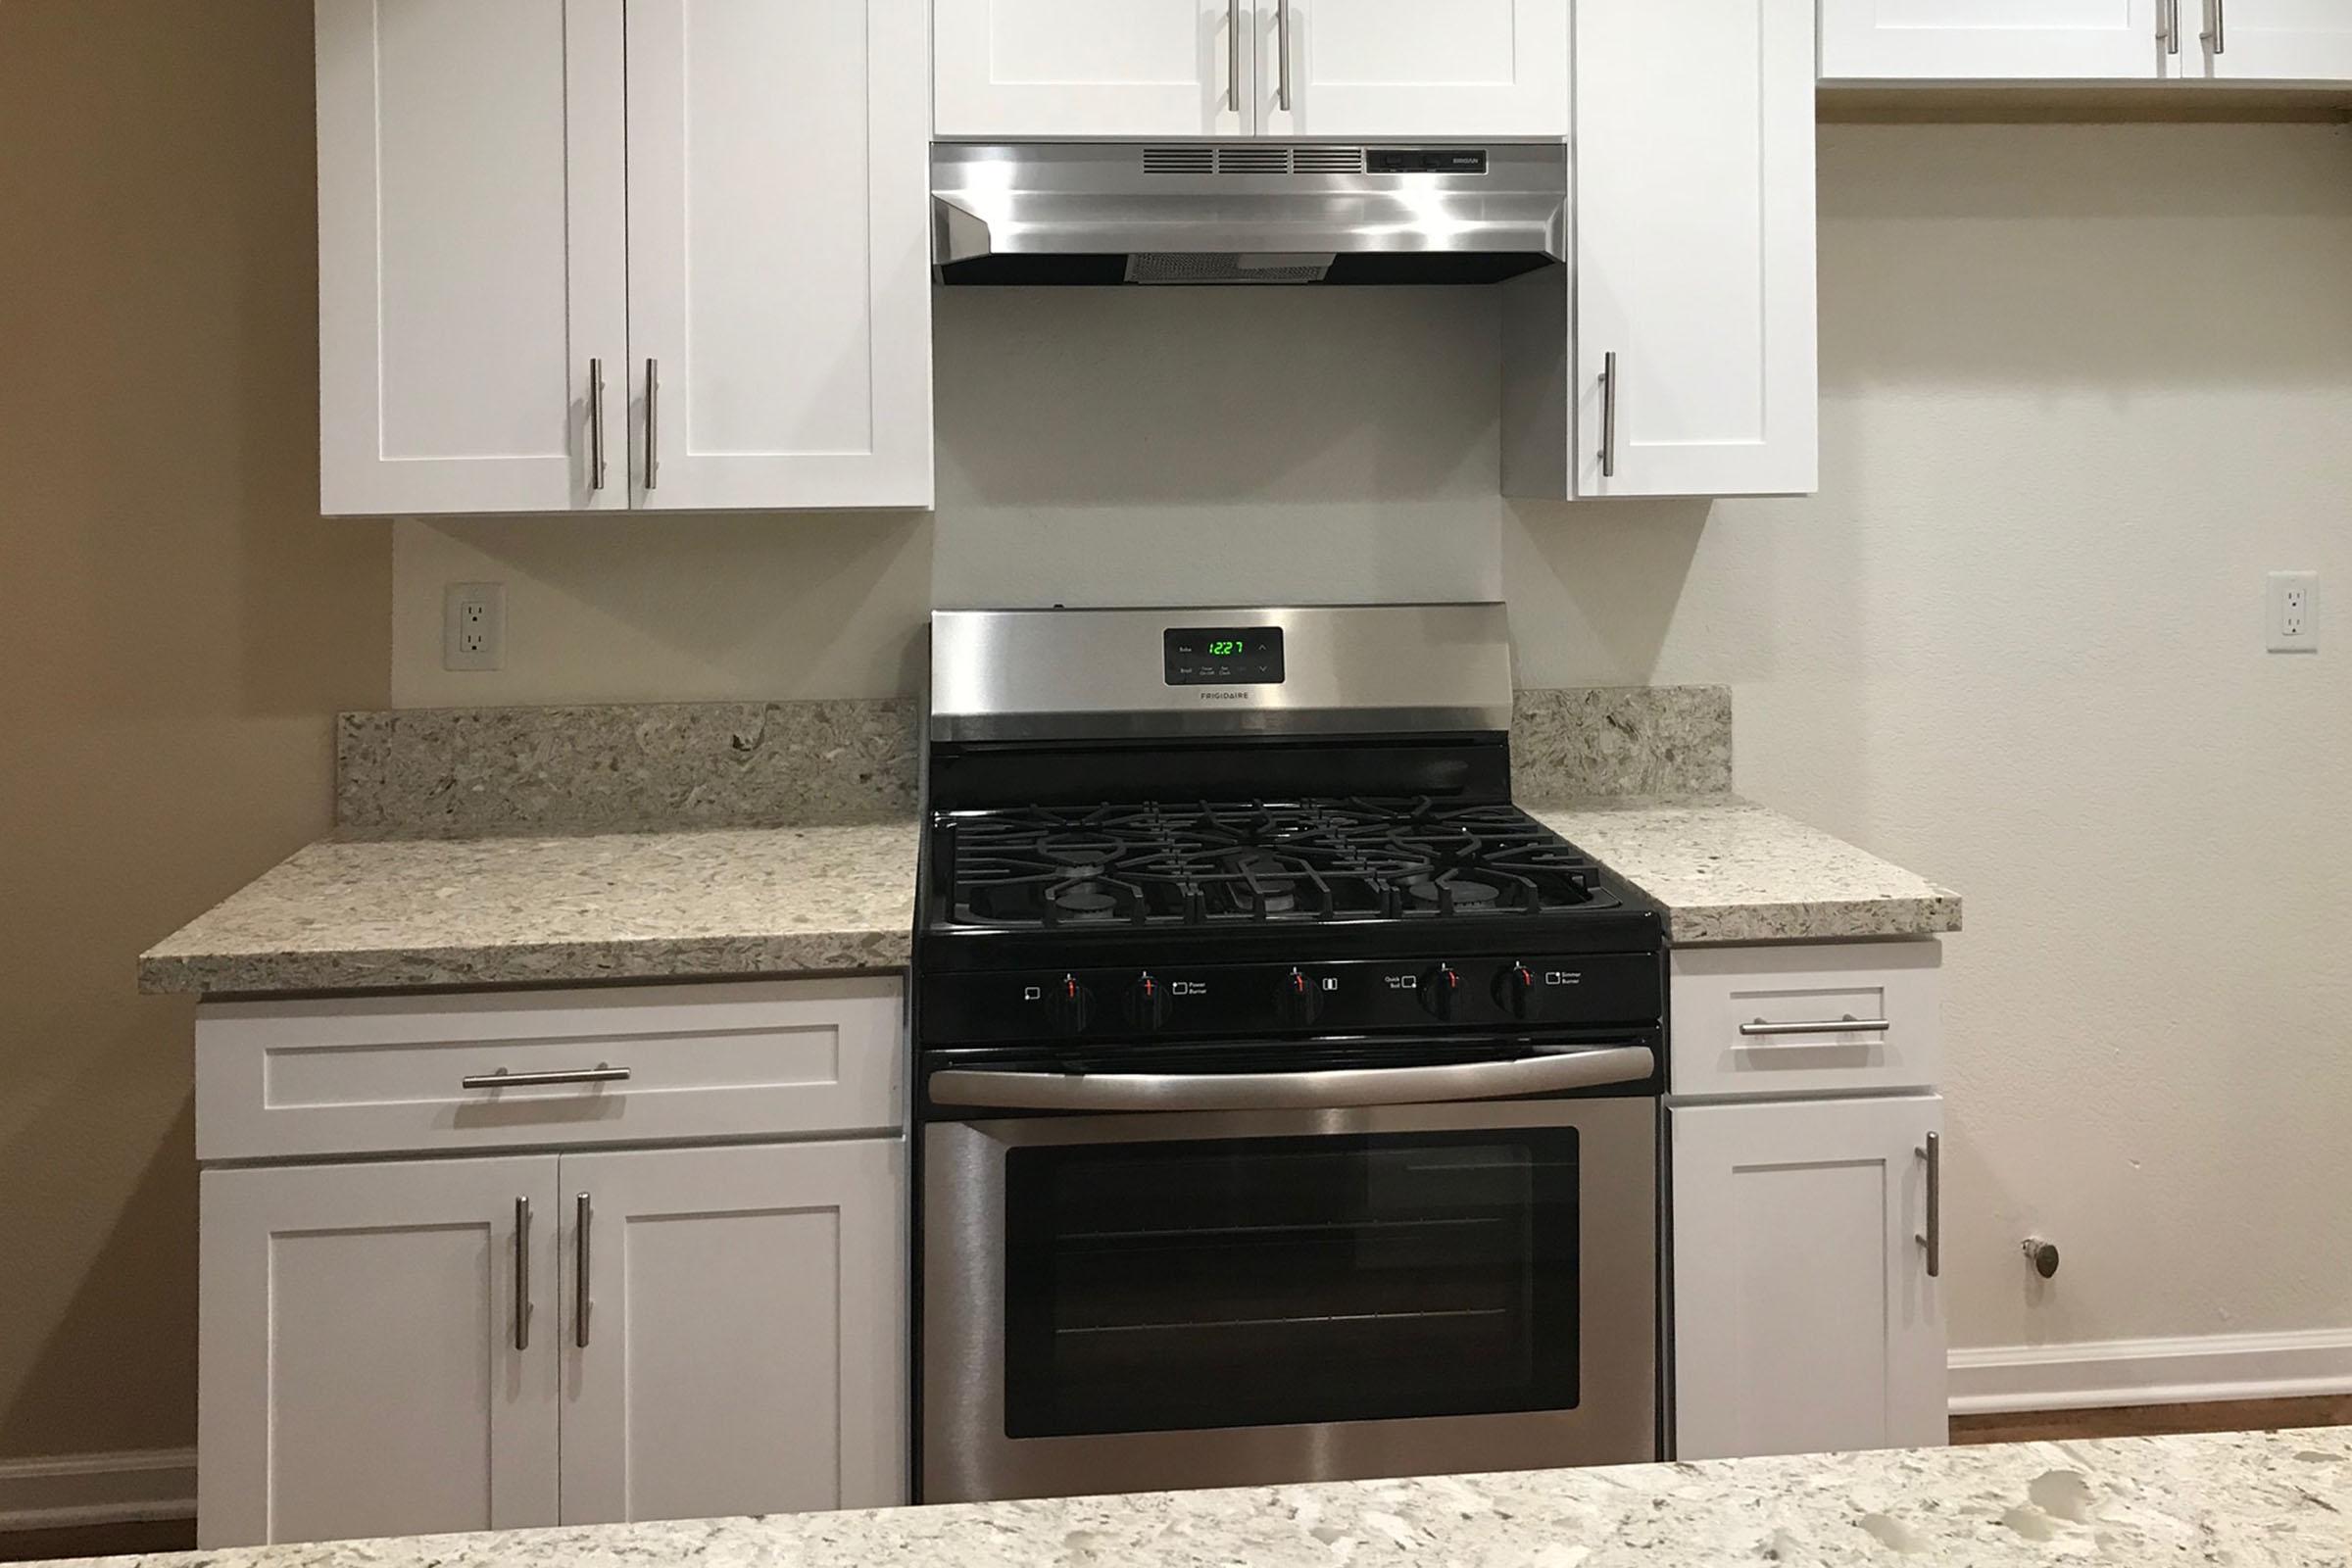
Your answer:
[1671,1096,1946,1461]
[315,0,627,515]
[936,0,1250,137]
[1255,0,1568,137]
[1820,0,2166,79]
[1574,0,1817,497]
[626,0,934,511]
[198,1158,562,1546]
[559,1141,907,1523]
[2185,0,2352,80]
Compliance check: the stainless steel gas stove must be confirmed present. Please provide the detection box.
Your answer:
[913,604,1665,1504]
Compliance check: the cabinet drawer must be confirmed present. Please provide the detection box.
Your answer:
[197,978,905,1161]
[1670,943,1939,1099]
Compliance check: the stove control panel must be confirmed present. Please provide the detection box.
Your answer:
[924,955,1661,1045]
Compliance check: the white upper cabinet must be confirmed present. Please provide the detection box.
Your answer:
[1258,0,1570,137]
[1558,0,1818,498]
[316,0,931,515]
[316,0,627,515]
[626,0,933,511]
[934,0,1566,139]
[934,0,1250,137]
[2175,0,2352,80]
[1820,0,2168,79]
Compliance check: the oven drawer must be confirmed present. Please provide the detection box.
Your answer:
[1670,942,1940,1099]
[196,978,904,1161]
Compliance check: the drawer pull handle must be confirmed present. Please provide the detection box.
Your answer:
[461,1065,632,1091]
[1738,1016,1890,1038]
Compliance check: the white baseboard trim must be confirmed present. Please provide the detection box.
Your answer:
[1951,1328,2352,1415]
[0,1447,196,1532]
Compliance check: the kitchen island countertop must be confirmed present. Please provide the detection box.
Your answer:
[34,1427,2347,1567]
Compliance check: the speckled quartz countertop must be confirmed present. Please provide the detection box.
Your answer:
[139,691,1959,996]
[38,1428,2350,1568]
[138,822,919,995]
[1529,796,1961,946]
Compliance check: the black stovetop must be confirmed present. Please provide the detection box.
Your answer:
[931,797,1622,932]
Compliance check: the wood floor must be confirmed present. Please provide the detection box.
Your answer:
[1949,1394,2352,1446]
[4,1399,2346,1563]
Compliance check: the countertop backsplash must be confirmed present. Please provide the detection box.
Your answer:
[335,686,1729,841]
[1511,684,1734,802]
[336,699,921,837]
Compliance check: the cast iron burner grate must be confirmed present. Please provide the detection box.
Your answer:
[941,799,1617,929]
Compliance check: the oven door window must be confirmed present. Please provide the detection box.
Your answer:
[1003,1129,1579,1439]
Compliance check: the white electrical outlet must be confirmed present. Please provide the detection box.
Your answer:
[443,582,506,671]
[2267,571,2319,654]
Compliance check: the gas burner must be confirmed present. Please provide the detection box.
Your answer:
[1406,874,1500,912]
[938,798,1617,931]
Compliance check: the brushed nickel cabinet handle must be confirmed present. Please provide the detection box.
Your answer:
[1918,1132,1942,1279]
[588,358,608,490]
[1600,351,1620,479]
[2161,0,2180,53]
[513,1197,532,1351]
[1228,0,1241,112]
[2201,0,2224,53]
[461,1065,630,1091]
[1739,1015,1891,1038]
[1276,0,1293,113]
[644,358,661,490]
[574,1192,594,1348]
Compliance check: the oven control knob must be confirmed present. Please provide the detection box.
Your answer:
[1494,961,1540,1020]
[1418,963,1464,1021]
[1122,972,1173,1032]
[1276,966,1323,1026]
[1044,974,1094,1035]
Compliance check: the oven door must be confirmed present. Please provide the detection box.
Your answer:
[920,1082,1657,1503]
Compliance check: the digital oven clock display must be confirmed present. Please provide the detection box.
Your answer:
[1164,627,1286,686]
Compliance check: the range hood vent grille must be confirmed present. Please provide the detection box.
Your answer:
[1141,145,1370,176]
[1290,146,1367,173]
[1141,146,1215,174]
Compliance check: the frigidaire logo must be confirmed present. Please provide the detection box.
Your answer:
[1198,691,1253,701]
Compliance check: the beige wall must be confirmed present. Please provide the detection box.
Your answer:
[392,122,2352,1361]
[0,0,390,1461]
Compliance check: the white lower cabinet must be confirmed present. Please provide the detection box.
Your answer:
[1671,1094,1947,1460]
[195,977,909,1548]
[200,1142,905,1545]
[199,1158,564,1545]
[560,1142,906,1525]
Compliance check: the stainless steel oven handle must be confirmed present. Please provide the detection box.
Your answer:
[927,1047,1655,1113]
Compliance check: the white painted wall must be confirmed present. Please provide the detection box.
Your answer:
[390,122,2352,1364]
[1509,121,2352,1354]
[392,289,1503,706]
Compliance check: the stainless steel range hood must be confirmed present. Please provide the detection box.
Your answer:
[932,142,1567,286]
